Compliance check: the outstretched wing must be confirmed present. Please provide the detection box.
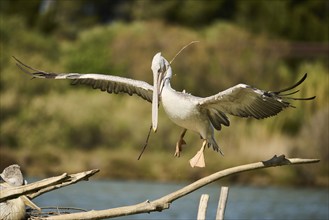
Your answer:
[14,57,154,102]
[198,73,315,130]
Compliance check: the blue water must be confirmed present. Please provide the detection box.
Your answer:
[29,179,328,220]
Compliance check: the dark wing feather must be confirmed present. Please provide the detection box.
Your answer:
[14,57,154,103]
[198,73,315,130]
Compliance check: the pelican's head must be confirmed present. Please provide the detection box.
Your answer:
[151,52,164,74]
[0,164,25,219]
[150,52,172,132]
[151,52,172,80]
[0,164,41,219]
[0,164,23,187]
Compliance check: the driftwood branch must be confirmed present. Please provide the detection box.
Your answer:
[39,156,319,220]
[28,169,99,199]
[0,169,99,202]
[197,194,209,220]
[216,186,229,220]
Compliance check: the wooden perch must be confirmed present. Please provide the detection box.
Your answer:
[0,169,99,202]
[216,187,229,220]
[197,194,209,220]
[34,155,319,220]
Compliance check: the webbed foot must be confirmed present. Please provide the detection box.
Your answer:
[189,140,207,168]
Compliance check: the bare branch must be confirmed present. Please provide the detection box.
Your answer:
[28,169,99,199]
[0,173,67,202]
[216,187,229,220]
[40,156,319,220]
[0,169,99,202]
[197,194,209,220]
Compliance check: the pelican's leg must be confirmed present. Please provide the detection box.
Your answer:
[174,129,187,157]
[189,140,207,168]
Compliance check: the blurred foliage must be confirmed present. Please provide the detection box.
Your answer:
[0,2,328,186]
[0,0,328,41]
[235,0,328,42]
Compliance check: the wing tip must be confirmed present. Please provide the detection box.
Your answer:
[274,72,310,95]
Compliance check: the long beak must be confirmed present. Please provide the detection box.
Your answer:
[21,195,41,211]
[152,70,159,132]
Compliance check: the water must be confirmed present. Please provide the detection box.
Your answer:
[29,179,328,220]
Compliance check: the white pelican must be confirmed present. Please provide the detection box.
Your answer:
[14,54,315,167]
[0,164,40,220]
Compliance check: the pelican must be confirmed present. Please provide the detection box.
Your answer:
[14,53,315,167]
[0,164,40,220]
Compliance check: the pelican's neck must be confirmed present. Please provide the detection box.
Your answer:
[159,56,173,94]
[159,72,173,99]
[162,66,173,89]
[164,77,171,87]
[163,60,172,82]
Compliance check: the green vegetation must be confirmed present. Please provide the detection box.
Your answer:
[1,0,328,42]
[0,1,328,186]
